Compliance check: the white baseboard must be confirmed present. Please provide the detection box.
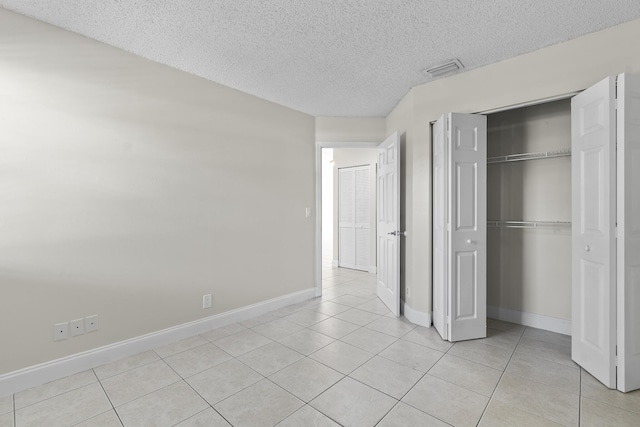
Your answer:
[402,302,431,327]
[332,260,339,268]
[487,305,571,336]
[0,288,316,397]
[368,266,377,274]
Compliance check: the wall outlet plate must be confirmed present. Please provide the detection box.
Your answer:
[54,322,69,341]
[85,315,98,332]
[70,318,85,336]
[203,294,212,309]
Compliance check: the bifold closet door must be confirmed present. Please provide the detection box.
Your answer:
[433,113,487,342]
[571,76,617,389]
[616,73,640,392]
[338,166,370,271]
[572,73,640,392]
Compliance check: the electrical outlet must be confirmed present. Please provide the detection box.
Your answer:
[203,294,212,309]
[70,318,85,336]
[406,286,411,297]
[85,315,99,333]
[54,322,69,341]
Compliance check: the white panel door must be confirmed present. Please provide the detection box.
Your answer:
[339,166,370,271]
[377,131,400,317]
[447,113,487,342]
[571,76,617,389]
[432,115,448,339]
[617,73,640,392]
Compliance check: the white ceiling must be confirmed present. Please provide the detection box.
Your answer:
[2,1,640,116]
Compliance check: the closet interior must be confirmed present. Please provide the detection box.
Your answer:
[486,99,572,328]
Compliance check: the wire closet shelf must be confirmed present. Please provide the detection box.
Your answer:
[487,220,571,229]
[487,148,571,164]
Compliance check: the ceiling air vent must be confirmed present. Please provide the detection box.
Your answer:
[423,59,464,78]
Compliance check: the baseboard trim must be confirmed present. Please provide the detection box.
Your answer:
[368,266,377,274]
[332,260,339,268]
[487,305,571,335]
[402,302,431,327]
[0,288,316,397]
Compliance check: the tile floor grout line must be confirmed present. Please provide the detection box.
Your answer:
[94,370,125,427]
[578,367,582,426]
[179,376,233,427]
[377,347,450,423]
[474,323,526,426]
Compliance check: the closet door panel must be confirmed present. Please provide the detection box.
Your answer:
[448,113,487,342]
[617,73,640,392]
[432,116,448,339]
[571,76,617,389]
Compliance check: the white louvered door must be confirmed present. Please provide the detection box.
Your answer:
[338,165,370,271]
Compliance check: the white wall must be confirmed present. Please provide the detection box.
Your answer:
[388,17,640,323]
[0,10,315,375]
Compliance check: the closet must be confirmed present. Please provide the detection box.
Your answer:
[486,99,572,329]
[432,73,640,392]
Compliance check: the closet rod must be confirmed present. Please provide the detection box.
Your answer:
[487,220,571,229]
[487,148,571,164]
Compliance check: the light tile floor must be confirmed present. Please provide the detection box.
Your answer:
[2,263,640,426]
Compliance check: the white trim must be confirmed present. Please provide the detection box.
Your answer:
[332,260,339,268]
[428,91,581,125]
[402,302,431,327]
[368,266,377,274]
[487,305,571,336]
[0,288,316,397]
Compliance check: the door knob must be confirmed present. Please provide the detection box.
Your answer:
[467,239,473,244]
[585,245,590,252]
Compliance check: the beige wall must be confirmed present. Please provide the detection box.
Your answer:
[332,149,378,270]
[316,117,386,143]
[0,10,315,374]
[388,17,640,320]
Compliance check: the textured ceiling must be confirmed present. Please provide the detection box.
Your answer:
[2,1,640,116]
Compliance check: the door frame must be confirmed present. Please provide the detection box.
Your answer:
[315,141,379,297]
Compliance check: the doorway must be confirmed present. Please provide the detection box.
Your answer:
[315,143,379,299]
